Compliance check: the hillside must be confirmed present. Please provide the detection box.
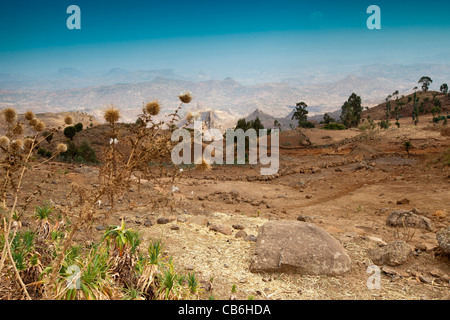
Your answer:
[363,91,450,121]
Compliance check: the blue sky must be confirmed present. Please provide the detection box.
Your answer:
[1,0,450,76]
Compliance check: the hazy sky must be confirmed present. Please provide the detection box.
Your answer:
[1,0,450,78]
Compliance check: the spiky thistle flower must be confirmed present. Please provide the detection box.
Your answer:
[24,138,34,150]
[24,110,35,121]
[33,121,46,132]
[104,106,120,124]
[144,101,161,116]
[178,91,193,104]
[12,123,24,135]
[10,139,24,153]
[3,108,17,123]
[64,115,74,125]
[195,156,211,172]
[0,136,10,147]
[186,112,195,123]
[29,118,38,127]
[56,143,68,153]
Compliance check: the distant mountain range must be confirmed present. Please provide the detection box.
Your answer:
[1,63,449,126]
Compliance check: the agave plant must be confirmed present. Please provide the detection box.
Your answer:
[49,244,114,300]
[34,203,54,223]
[103,219,134,257]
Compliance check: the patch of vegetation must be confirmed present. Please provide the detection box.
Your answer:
[59,141,99,164]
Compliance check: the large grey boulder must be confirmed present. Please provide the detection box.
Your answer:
[249,221,352,276]
[386,209,433,232]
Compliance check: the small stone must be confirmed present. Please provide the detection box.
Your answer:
[209,224,232,236]
[144,219,154,227]
[232,224,245,230]
[171,225,180,231]
[297,215,314,223]
[396,198,410,205]
[157,217,170,225]
[235,230,248,238]
[95,225,105,231]
[224,264,229,268]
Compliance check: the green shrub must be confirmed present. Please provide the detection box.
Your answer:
[379,120,390,129]
[299,121,315,129]
[63,126,77,140]
[74,123,83,132]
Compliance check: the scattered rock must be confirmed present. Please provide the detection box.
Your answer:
[209,224,232,236]
[386,209,433,231]
[396,198,410,205]
[171,225,180,231]
[235,230,248,238]
[95,225,106,231]
[436,227,450,255]
[335,168,343,173]
[144,219,154,227]
[297,215,314,223]
[232,224,245,230]
[156,217,170,225]
[250,221,352,275]
[368,240,412,266]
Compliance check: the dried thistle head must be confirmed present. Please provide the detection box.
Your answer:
[64,115,74,125]
[33,121,46,132]
[144,101,161,116]
[24,110,35,121]
[179,91,193,104]
[12,123,24,135]
[56,143,68,153]
[29,118,38,127]
[10,139,24,152]
[0,136,10,147]
[195,156,211,172]
[3,108,17,123]
[23,138,33,149]
[186,112,195,123]
[104,106,120,124]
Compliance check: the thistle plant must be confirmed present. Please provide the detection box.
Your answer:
[0,107,69,299]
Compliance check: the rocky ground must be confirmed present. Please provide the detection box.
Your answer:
[7,117,450,300]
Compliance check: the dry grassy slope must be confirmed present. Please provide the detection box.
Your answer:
[363,91,450,121]
[0,111,100,136]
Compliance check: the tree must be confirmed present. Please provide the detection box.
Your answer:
[63,126,77,140]
[74,122,83,132]
[440,83,448,95]
[418,76,433,92]
[340,93,363,128]
[291,101,309,126]
[404,141,412,157]
[322,113,336,125]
